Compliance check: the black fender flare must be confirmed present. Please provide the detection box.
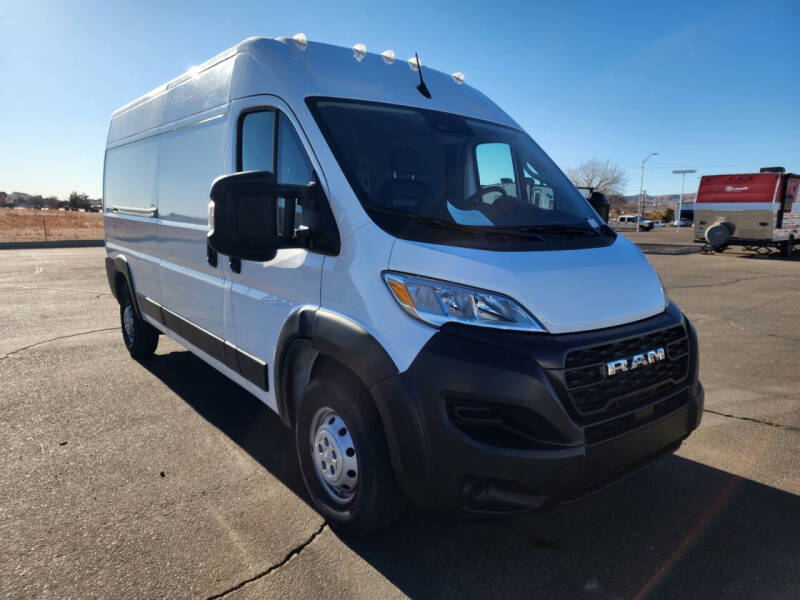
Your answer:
[274,307,399,426]
[274,308,430,501]
[105,255,142,319]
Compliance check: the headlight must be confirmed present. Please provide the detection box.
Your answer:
[382,271,546,332]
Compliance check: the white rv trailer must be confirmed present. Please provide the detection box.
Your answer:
[694,168,799,255]
[104,36,703,534]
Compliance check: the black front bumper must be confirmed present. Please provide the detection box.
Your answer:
[371,302,703,512]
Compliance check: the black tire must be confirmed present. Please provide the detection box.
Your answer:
[295,363,407,536]
[119,284,159,359]
[780,239,792,258]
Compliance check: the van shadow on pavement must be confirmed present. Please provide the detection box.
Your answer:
[142,349,800,600]
[737,250,800,261]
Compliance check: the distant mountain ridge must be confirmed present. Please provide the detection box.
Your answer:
[607,193,696,216]
[623,193,697,207]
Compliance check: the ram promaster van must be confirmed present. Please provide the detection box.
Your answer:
[104,36,703,535]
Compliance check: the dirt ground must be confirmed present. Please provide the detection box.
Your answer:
[0,208,104,241]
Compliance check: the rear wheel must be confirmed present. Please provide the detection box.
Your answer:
[780,239,793,257]
[295,363,406,536]
[119,284,159,359]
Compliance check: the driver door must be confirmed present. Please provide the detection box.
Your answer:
[224,97,326,411]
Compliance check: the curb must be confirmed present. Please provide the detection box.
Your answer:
[635,243,702,255]
[0,240,105,250]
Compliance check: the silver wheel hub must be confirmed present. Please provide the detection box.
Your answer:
[310,409,358,504]
[123,305,135,338]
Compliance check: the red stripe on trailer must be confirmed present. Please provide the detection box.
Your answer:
[696,173,780,204]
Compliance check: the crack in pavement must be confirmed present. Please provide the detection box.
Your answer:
[0,328,118,361]
[767,333,800,343]
[207,522,327,600]
[0,284,111,298]
[670,273,798,290]
[704,409,800,433]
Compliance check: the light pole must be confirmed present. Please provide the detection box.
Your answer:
[638,152,658,230]
[672,169,695,230]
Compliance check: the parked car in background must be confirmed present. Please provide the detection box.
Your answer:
[653,221,666,228]
[672,218,691,227]
[612,215,654,231]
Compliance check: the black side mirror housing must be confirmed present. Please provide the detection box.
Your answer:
[588,191,610,222]
[207,171,317,262]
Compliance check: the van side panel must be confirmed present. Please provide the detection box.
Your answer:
[157,113,229,337]
[104,137,161,299]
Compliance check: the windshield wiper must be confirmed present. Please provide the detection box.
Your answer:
[472,228,544,241]
[365,206,480,236]
[365,207,544,241]
[503,224,601,237]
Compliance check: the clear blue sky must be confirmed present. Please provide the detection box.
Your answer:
[1,0,797,199]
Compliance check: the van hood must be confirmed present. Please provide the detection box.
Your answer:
[388,236,667,334]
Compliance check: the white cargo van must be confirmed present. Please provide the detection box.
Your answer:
[104,36,703,535]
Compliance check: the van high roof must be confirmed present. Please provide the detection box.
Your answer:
[108,36,519,145]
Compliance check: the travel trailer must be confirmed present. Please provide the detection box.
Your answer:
[104,36,703,534]
[694,168,799,255]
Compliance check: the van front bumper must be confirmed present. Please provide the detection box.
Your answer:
[370,302,703,512]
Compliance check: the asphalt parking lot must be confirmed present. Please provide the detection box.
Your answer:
[1,243,798,599]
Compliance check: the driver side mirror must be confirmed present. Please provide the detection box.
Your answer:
[588,191,610,222]
[207,170,315,262]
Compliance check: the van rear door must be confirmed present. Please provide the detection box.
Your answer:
[104,137,161,300]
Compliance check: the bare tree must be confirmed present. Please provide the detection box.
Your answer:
[567,158,628,197]
[68,192,90,211]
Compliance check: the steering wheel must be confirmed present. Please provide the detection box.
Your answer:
[465,186,508,205]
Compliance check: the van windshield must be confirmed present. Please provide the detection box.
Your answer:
[308,98,613,250]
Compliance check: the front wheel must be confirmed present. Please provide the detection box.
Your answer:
[295,365,406,536]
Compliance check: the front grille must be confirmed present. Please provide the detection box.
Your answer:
[565,325,687,368]
[563,325,690,418]
[584,390,690,444]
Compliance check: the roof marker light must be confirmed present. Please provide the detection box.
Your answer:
[407,56,420,71]
[381,50,395,64]
[451,72,465,84]
[352,43,367,62]
[292,33,308,50]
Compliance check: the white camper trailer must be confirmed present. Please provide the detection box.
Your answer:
[694,168,799,255]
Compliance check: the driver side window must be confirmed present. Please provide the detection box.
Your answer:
[240,110,314,228]
[475,143,517,203]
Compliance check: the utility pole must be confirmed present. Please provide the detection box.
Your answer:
[638,152,658,230]
[672,169,695,230]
